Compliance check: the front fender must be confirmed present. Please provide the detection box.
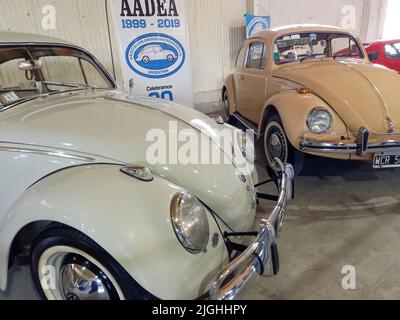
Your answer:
[259,90,347,150]
[0,164,228,299]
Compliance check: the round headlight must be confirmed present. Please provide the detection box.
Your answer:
[170,192,210,254]
[307,108,333,133]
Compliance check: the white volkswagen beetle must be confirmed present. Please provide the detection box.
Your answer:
[0,32,293,300]
[136,44,176,64]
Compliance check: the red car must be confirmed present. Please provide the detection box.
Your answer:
[365,40,400,73]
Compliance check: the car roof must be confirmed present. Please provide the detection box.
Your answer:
[250,24,351,41]
[367,39,400,46]
[0,31,74,46]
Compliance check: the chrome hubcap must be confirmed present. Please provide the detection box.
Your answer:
[264,121,288,171]
[37,246,124,300]
[269,133,283,158]
[60,258,111,300]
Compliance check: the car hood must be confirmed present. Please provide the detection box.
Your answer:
[274,60,400,133]
[0,90,255,230]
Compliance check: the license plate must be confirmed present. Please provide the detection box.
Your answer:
[373,152,400,169]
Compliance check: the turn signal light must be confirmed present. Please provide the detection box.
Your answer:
[298,88,313,95]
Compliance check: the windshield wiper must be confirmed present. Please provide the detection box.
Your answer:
[42,81,98,90]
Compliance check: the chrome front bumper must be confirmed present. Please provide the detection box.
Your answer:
[209,159,294,300]
[300,128,400,156]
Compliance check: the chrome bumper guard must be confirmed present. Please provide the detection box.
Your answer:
[209,159,294,300]
[300,128,400,156]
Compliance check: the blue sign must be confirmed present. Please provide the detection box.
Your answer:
[246,14,271,38]
[126,33,186,79]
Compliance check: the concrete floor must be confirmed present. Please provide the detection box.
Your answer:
[1,102,400,300]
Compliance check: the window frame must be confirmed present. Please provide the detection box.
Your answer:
[245,41,267,70]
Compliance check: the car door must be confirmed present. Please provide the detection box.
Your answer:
[234,41,267,124]
[232,43,248,113]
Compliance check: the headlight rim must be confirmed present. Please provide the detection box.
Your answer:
[170,192,210,255]
[306,107,333,134]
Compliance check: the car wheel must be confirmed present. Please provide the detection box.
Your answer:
[264,114,304,175]
[166,54,174,62]
[222,89,230,120]
[142,56,150,64]
[287,52,296,60]
[30,225,156,300]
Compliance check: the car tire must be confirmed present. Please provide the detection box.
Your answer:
[263,114,304,175]
[222,89,230,120]
[167,54,174,62]
[142,56,150,64]
[30,225,157,300]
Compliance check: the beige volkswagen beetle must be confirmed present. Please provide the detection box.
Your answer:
[223,24,400,173]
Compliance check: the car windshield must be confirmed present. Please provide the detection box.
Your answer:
[0,45,114,108]
[274,32,364,64]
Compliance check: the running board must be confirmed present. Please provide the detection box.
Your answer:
[228,112,259,137]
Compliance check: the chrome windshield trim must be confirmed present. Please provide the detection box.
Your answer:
[0,43,117,112]
[0,146,95,161]
[0,42,117,89]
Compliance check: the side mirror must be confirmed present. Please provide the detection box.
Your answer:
[368,51,379,61]
[18,60,42,71]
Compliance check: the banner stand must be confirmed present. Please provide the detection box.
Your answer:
[110,0,194,108]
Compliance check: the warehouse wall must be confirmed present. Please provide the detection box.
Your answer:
[0,0,121,81]
[250,0,387,42]
[0,0,389,104]
[187,0,246,103]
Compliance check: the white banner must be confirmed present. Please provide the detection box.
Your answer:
[110,0,193,107]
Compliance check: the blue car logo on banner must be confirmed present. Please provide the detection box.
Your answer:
[246,14,271,38]
[126,33,185,79]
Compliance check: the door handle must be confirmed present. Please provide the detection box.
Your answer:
[239,74,245,80]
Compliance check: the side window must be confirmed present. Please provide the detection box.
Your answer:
[235,45,248,68]
[246,43,266,69]
[332,37,362,58]
[385,44,400,59]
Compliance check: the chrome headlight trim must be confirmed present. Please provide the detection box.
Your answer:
[170,192,210,254]
[306,107,333,134]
